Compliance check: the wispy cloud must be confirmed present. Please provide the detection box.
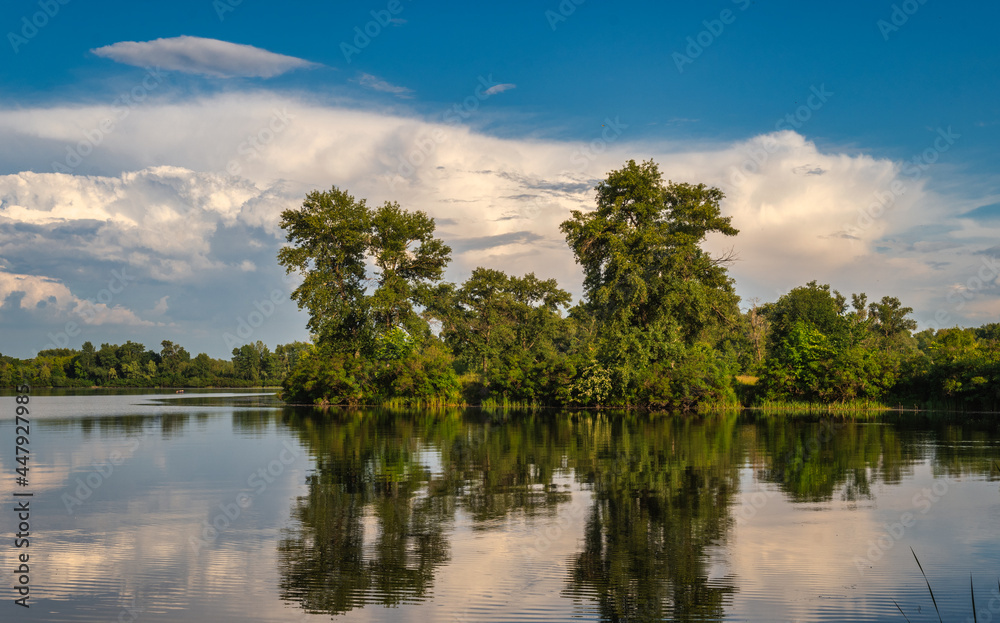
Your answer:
[356,72,413,98]
[483,83,516,96]
[91,36,319,78]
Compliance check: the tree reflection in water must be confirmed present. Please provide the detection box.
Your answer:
[269,408,1000,620]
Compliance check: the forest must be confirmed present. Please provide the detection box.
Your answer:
[272,159,1000,410]
[4,159,999,411]
[0,340,310,389]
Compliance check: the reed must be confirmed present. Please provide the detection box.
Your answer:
[897,548,1000,622]
[748,398,891,415]
[910,548,943,623]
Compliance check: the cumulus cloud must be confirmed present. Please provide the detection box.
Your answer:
[0,165,308,355]
[0,92,995,356]
[0,166,297,283]
[0,270,155,328]
[91,36,319,78]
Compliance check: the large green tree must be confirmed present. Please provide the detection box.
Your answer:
[277,187,451,356]
[560,159,740,402]
[277,187,373,351]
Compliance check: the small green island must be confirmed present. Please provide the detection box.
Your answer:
[4,159,998,412]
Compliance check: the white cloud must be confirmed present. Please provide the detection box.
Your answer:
[91,36,319,78]
[0,271,155,327]
[0,166,297,283]
[0,91,995,358]
[356,72,413,98]
[483,83,516,96]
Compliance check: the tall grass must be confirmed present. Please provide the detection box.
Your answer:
[378,395,462,408]
[479,396,543,410]
[748,398,892,415]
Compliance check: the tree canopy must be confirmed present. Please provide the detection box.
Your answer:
[278,187,451,356]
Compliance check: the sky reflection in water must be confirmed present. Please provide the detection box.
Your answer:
[1,392,998,622]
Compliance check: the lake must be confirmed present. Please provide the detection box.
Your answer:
[2,390,999,622]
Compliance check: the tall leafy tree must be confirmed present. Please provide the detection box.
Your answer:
[560,159,740,398]
[425,268,574,403]
[232,341,279,382]
[761,281,848,351]
[278,186,451,356]
[868,295,917,342]
[159,340,190,376]
[278,187,372,352]
[368,201,452,335]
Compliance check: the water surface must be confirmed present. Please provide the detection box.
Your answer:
[2,392,998,621]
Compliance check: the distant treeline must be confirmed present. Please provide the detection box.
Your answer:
[271,159,1000,411]
[0,340,311,388]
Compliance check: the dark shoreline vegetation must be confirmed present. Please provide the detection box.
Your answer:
[4,159,999,412]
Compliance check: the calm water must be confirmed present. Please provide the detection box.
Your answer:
[2,391,999,622]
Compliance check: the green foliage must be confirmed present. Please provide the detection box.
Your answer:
[380,339,461,405]
[869,295,918,342]
[17,165,995,413]
[571,361,612,406]
[2,337,307,389]
[895,327,1000,409]
[754,282,921,404]
[159,340,190,376]
[231,341,280,383]
[560,159,740,405]
[427,267,574,404]
[761,281,848,350]
[277,187,372,351]
[368,201,451,333]
[373,326,415,362]
[277,186,450,356]
[636,344,737,411]
[281,344,364,405]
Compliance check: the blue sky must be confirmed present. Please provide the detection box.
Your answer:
[1,0,998,358]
